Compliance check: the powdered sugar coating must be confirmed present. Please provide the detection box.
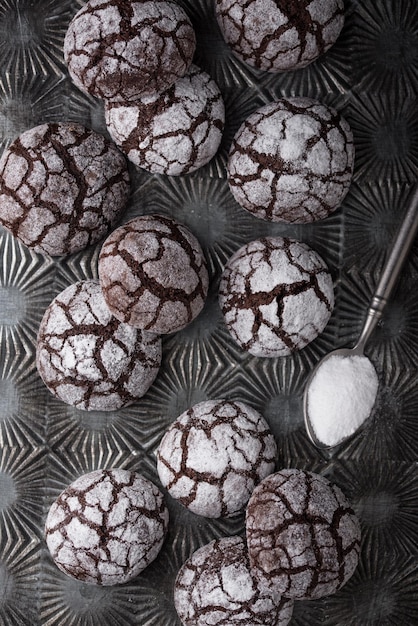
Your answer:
[45,468,169,586]
[219,236,334,358]
[104,65,225,176]
[157,399,277,518]
[246,469,361,600]
[174,536,294,626]
[36,280,162,411]
[227,98,354,223]
[64,0,196,102]
[98,214,209,334]
[215,0,344,73]
[0,122,130,256]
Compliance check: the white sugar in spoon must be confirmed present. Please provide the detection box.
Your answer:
[304,185,418,448]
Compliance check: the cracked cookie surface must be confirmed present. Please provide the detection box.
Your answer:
[0,122,130,256]
[104,64,225,176]
[36,280,162,411]
[174,536,294,626]
[227,98,354,223]
[45,468,169,586]
[98,214,209,334]
[157,399,277,518]
[64,0,196,101]
[215,0,344,73]
[218,236,334,357]
[246,469,361,600]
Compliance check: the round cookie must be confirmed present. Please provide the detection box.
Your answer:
[104,65,225,176]
[64,0,196,102]
[45,468,169,586]
[36,280,162,411]
[98,214,209,334]
[215,0,345,73]
[157,399,277,518]
[227,98,354,223]
[246,469,361,600]
[0,122,130,256]
[218,236,334,358]
[174,536,294,626]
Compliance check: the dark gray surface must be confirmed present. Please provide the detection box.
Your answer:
[0,0,417,624]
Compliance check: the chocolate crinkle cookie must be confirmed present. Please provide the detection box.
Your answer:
[219,236,334,358]
[246,469,361,600]
[215,0,344,73]
[36,280,162,411]
[104,65,225,176]
[174,536,294,626]
[98,214,209,334]
[64,0,196,102]
[157,399,277,518]
[227,98,354,223]
[45,468,169,586]
[0,122,130,256]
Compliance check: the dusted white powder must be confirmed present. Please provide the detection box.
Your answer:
[307,353,379,446]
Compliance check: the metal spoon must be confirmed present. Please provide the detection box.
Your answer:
[304,185,418,449]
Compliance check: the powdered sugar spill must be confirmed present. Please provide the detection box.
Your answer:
[307,353,379,446]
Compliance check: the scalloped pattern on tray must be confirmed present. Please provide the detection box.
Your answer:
[0,0,418,624]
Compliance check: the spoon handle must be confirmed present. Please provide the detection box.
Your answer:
[357,185,418,349]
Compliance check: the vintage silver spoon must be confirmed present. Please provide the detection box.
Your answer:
[304,185,418,449]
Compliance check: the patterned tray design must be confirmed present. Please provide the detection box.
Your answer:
[0,0,417,624]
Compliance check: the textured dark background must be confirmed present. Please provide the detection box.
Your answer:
[0,0,417,624]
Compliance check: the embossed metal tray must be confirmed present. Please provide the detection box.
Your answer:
[0,0,417,624]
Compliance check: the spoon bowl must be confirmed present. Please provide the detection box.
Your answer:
[303,346,376,449]
[303,185,418,448]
